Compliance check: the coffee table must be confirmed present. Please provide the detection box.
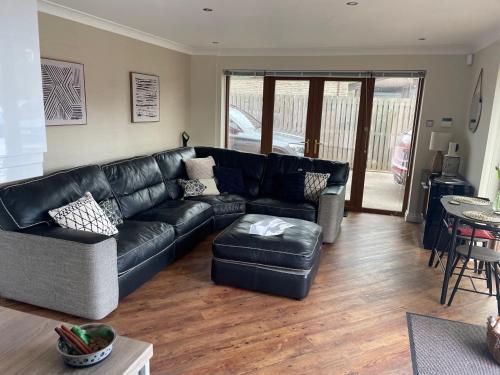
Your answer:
[0,306,153,375]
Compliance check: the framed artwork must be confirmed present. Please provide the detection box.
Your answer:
[130,72,160,122]
[41,58,87,126]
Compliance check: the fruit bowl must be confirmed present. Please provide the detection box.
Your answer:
[56,324,116,367]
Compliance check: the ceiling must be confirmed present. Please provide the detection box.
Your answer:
[39,0,500,55]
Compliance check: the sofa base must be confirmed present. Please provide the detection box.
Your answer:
[118,242,175,299]
[174,217,214,260]
[211,256,320,300]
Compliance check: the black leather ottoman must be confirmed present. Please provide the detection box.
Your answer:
[211,214,322,300]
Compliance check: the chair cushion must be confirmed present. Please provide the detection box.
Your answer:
[213,166,246,195]
[213,214,322,270]
[101,156,167,218]
[279,172,306,203]
[260,153,349,198]
[0,165,115,231]
[246,197,317,222]
[195,147,267,197]
[188,194,247,216]
[132,200,214,237]
[153,147,197,200]
[448,225,495,240]
[115,220,175,275]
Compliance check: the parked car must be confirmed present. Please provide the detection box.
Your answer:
[391,129,412,185]
[228,106,304,155]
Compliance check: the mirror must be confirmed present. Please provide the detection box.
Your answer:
[469,69,483,133]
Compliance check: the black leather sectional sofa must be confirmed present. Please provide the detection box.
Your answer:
[0,146,348,319]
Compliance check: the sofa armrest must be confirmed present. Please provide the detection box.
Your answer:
[0,228,119,320]
[317,185,346,243]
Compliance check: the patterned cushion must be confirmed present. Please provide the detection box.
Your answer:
[184,156,215,180]
[178,179,206,197]
[304,172,330,203]
[99,199,123,226]
[48,192,118,235]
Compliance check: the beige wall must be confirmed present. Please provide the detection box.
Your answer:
[39,13,191,172]
[463,40,500,200]
[190,54,471,220]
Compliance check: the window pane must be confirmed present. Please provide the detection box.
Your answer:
[318,81,361,201]
[227,76,264,154]
[272,80,309,156]
[362,77,420,211]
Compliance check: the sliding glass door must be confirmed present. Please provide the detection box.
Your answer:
[225,73,424,216]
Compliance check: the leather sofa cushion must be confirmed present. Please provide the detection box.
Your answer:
[133,200,213,237]
[153,147,196,200]
[188,194,246,216]
[195,147,266,197]
[246,197,317,222]
[115,220,175,275]
[260,153,349,197]
[102,156,167,218]
[213,214,322,270]
[0,165,114,231]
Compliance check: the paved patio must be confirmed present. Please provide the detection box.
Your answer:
[346,170,405,212]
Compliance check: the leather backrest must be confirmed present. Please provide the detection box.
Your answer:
[195,147,267,197]
[153,147,196,200]
[0,165,114,231]
[101,156,167,218]
[260,153,349,197]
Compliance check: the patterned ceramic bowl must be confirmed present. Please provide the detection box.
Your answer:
[56,324,116,367]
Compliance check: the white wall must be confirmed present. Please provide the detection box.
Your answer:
[463,39,500,200]
[190,54,472,220]
[38,13,191,172]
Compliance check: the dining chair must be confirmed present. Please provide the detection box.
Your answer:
[447,221,500,314]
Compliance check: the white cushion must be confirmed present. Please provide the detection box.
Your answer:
[184,156,215,179]
[48,192,118,236]
[199,178,220,196]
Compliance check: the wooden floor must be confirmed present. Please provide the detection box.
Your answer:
[1,213,498,374]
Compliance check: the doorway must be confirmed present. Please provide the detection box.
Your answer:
[225,72,424,216]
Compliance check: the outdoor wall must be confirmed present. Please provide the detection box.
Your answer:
[463,39,500,201]
[189,54,471,221]
[39,13,191,172]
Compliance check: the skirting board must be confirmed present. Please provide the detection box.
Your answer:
[405,210,423,223]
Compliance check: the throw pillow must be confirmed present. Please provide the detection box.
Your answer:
[48,192,118,236]
[199,178,220,196]
[213,166,246,195]
[178,179,205,197]
[99,199,123,226]
[304,172,330,203]
[184,156,215,180]
[279,172,306,202]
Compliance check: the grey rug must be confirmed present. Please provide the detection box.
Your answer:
[407,312,500,374]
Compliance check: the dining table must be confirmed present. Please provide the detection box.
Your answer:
[436,195,500,305]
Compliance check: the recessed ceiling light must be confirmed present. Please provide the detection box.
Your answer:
[211,41,220,44]
[203,7,213,12]
[418,37,426,41]
[346,1,358,5]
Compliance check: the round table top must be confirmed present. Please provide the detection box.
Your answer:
[441,195,500,227]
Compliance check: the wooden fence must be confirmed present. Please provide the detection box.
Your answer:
[230,94,416,172]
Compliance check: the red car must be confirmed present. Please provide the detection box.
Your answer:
[391,129,412,185]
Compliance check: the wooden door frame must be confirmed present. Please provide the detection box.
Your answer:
[356,77,425,216]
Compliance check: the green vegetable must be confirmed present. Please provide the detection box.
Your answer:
[71,325,90,345]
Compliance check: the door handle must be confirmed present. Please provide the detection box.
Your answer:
[314,140,322,154]
[304,139,310,154]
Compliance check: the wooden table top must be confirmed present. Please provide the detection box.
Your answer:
[0,307,153,375]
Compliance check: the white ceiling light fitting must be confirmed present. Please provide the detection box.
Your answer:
[346,2,359,5]
[203,7,213,12]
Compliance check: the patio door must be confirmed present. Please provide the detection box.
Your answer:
[261,77,373,210]
[226,72,424,216]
